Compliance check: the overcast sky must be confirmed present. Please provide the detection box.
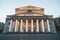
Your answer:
[0,0,60,23]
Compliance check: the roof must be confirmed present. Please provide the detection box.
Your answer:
[16,5,44,9]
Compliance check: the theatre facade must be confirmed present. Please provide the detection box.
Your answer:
[3,6,56,33]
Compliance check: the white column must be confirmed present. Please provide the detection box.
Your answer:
[41,19,45,32]
[26,19,28,32]
[9,19,13,32]
[14,19,18,32]
[47,19,50,32]
[36,19,39,32]
[31,19,34,32]
[20,19,23,32]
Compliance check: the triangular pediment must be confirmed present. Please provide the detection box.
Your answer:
[15,6,45,16]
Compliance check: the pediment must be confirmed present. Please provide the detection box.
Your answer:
[15,6,45,16]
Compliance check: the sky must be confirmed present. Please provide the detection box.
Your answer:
[0,0,60,23]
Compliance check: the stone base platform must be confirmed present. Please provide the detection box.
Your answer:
[0,33,60,40]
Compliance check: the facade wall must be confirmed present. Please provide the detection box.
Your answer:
[3,6,56,33]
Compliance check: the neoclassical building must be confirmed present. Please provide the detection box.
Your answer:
[3,6,56,33]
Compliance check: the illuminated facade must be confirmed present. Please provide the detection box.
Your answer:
[3,6,56,33]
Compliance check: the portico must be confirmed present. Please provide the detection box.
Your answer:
[8,16,51,33]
